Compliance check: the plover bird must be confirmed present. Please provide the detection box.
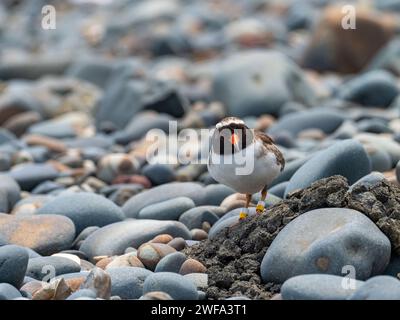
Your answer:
[208,117,285,220]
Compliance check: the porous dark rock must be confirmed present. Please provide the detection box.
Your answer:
[186,175,400,299]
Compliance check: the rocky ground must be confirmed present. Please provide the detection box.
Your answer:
[186,175,400,299]
[2,0,400,300]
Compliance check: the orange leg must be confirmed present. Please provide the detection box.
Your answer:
[239,194,252,220]
[256,186,267,214]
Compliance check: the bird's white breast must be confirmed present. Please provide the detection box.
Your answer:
[208,140,282,194]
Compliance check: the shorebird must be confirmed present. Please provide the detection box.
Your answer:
[208,117,285,220]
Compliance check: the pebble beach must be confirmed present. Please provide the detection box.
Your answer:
[1,0,400,301]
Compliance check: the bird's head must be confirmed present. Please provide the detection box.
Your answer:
[212,117,253,155]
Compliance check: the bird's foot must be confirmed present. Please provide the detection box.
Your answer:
[256,201,265,214]
[239,208,249,221]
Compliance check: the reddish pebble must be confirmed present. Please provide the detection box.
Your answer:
[95,256,115,269]
[137,243,176,270]
[179,258,207,275]
[151,234,174,244]
[105,252,144,269]
[168,237,187,251]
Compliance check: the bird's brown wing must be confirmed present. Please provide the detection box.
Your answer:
[255,131,285,171]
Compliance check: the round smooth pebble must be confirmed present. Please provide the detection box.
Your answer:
[36,192,125,234]
[190,229,208,241]
[124,248,137,254]
[122,182,207,218]
[72,226,100,249]
[155,252,187,273]
[0,153,11,172]
[11,195,52,216]
[113,111,173,145]
[167,237,187,251]
[179,259,207,275]
[8,163,60,191]
[96,257,115,270]
[203,184,235,206]
[0,283,22,300]
[31,181,64,195]
[284,140,371,196]
[143,272,199,300]
[150,234,174,244]
[26,256,81,281]
[349,276,400,300]
[137,197,195,220]
[107,267,153,299]
[59,250,88,261]
[261,208,391,283]
[281,274,364,300]
[268,109,346,137]
[357,118,392,134]
[212,50,316,117]
[0,245,29,288]
[365,145,392,172]
[337,70,399,107]
[355,133,400,166]
[179,206,222,230]
[105,252,144,269]
[348,172,386,192]
[0,214,75,255]
[209,208,257,239]
[141,163,176,186]
[23,248,41,259]
[51,253,81,266]
[137,243,176,270]
[80,220,191,262]
[80,260,95,271]
[0,174,20,213]
[209,216,245,240]
[220,193,247,212]
[269,157,309,187]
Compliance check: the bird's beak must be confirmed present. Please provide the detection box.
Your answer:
[231,133,240,151]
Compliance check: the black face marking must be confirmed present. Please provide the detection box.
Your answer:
[213,123,253,155]
[219,134,225,155]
